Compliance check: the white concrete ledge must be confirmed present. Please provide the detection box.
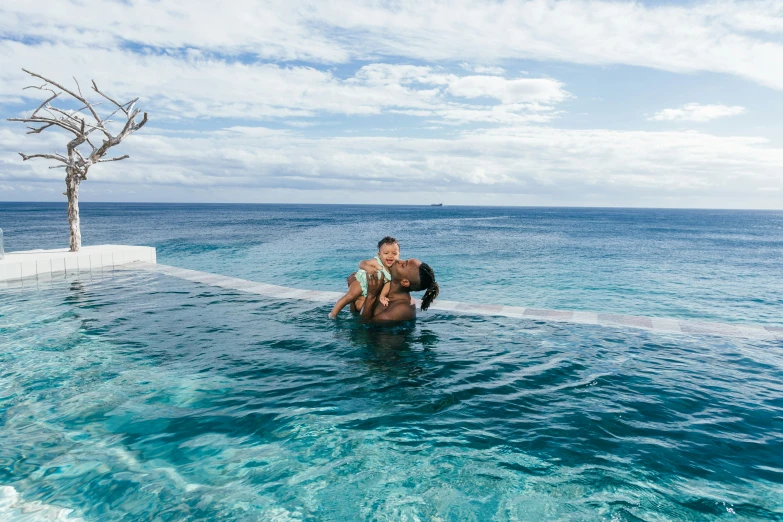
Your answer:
[3,259,779,341]
[120,262,780,341]
[0,245,156,282]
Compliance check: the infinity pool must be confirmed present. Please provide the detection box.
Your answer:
[1,269,782,520]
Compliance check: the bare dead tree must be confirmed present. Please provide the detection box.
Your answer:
[7,69,148,252]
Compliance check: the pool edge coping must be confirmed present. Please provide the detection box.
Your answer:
[130,262,782,342]
[2,260,779,342]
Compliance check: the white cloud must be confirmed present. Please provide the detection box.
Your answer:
[447,76,568,104]
[2,1,783,209]
[350,64,446,86]
[0,1,350,63]
[0,45,568,125]
[459,63,506,75]
[2,123,781,207]
[0,42,421,120]
[3,1,783,89]
[649,103,746,122]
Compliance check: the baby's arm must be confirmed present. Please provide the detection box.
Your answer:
[379,281,391,306]
[359,258,384,273]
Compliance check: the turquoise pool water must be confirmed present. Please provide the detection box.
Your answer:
[1,270,781,520]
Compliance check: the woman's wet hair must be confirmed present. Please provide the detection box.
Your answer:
[377,236,399,250]
[418,262,439,311]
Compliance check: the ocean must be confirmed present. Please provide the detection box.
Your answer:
[2,202,782,324]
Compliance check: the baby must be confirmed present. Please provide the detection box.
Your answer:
[329,236,400,318]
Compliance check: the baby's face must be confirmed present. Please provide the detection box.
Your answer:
[378,243,400,268]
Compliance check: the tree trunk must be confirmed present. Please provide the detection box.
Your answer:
[66,169,81,252]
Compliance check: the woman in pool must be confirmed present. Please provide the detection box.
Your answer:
[329,236,401,318]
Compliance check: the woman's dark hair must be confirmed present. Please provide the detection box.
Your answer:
[418,262,439,311]
[378,236,399,250]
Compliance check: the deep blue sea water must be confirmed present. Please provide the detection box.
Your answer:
[1,203,782,520]
[1,202,782,325]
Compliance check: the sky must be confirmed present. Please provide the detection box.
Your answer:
[1,0,783,208]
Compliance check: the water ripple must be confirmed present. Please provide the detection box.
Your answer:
[1,271,782,520]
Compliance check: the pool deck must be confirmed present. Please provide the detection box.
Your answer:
[0,250,779,341]
[0,245,156,282]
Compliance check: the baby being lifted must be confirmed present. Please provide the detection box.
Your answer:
[329,236,400,318]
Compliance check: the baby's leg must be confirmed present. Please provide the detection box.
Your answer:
[329,281,364,318]
[348,274,363,313]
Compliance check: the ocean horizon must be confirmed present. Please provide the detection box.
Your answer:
[3,200,783,210]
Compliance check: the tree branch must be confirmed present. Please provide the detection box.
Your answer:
[12,70,147,178]
[92,80,135,116]
[45,105,105,133]
[84,135,97,151]
[73,76,84,98]
[97,154,129,163]
[22,69,103,125]
[25,122,56,134]
[23,85,60,118]
[8,116,81,136]
[75,101,103,111]
[41,108,84,133]
[19,152,68,164]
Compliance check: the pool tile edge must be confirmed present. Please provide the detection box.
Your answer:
[12,260,778,342]
[135,263,781,341]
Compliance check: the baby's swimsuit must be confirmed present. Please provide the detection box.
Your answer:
[355,256,392,296]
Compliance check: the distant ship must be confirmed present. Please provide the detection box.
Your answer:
[430,203,443,207]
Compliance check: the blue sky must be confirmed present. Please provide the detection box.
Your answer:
[1,0,782,208]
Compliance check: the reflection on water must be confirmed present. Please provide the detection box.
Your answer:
[340,320,440,379]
